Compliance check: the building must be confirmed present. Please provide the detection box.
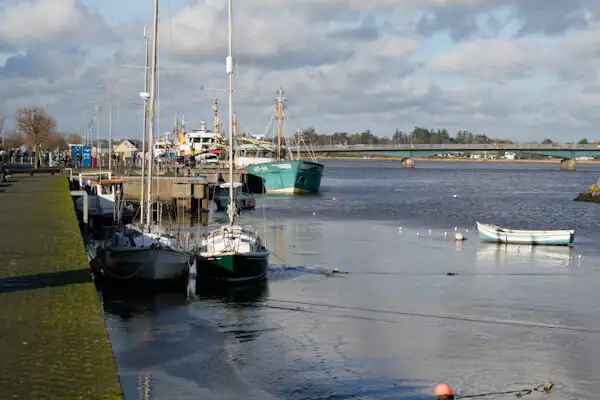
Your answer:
[113,140,139,162]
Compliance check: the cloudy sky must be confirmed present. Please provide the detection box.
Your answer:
[1,0,600,142]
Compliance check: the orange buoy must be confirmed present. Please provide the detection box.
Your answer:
[434,383,454,399]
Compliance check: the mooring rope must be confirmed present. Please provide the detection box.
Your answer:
[254,298,600,335]
[455,381,553,399]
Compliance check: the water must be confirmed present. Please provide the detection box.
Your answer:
[100,160,600,399]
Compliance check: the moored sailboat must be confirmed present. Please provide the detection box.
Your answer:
[90,0,191,284]
[195,0,269,283]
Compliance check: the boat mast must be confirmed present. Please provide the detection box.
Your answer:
[276,86,284,161]
[233,113,237,163]
[140,25,150,225]
[226,0,235,226]
[213,99,220,139]
[146,0,159,229]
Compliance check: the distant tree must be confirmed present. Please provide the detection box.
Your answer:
[542,138,553,144]
[66,133,83,144]
[4,132,23,149]
[15,107,57,168]
[46,132,68,150]
[578,138,589,144]
[0,114,5,139]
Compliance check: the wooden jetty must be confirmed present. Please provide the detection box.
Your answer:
[0,175,123,399]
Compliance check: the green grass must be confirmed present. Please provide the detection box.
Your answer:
[0,176,123,399]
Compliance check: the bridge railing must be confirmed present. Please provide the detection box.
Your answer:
[292,143,600,151]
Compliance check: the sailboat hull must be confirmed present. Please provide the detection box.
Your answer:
[246,160,324,194]
[93,247,190,282]
[196,252,269,283]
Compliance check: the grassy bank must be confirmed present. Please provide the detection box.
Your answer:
[0,176,122,399]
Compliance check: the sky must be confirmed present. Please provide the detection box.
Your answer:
[1,0,600,143]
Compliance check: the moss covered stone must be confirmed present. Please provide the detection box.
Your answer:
[0,176,123,399]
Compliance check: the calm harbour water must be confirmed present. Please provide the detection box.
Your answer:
[100,160,600,399]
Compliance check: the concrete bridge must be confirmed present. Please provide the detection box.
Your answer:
[294,143,600,170]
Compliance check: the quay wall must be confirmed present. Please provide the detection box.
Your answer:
[0,175,123,399]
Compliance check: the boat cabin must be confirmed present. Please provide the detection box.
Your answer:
[75,174,125,216]
[235,142,279,167]
[179,121,223,156]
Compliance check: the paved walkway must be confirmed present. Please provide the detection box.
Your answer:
[0,176,122,399]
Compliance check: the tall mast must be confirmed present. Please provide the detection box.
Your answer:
[226,0,235,226]
[276,86,284,161]
[146,0,159,229]
[233,113,238,164]
[140,26,150,225]
[213,99,220,139]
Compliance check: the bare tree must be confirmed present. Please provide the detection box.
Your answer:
[0,114,5,147]
[66,133,83,145]
[15,107,56,169]
[46,132,68,151]
[4,132,24,149]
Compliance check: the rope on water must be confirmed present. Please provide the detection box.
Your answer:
[261,298,600,334]
[455,381,553,399]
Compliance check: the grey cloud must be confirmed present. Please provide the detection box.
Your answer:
[0,46,88,82]
[327,18,381,41]
[414,0,599,41]
[415,4,485,41]
[510,0,591,37]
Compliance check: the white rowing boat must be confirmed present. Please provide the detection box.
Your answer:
[476,222,575,246]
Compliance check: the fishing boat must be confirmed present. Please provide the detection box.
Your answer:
[90,0,191,284]
[475,222,575,246]
[238,88,325,194]
[195,0,269,284]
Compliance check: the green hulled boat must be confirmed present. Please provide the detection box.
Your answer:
[235,87,325,194]
[246,159,324,194]
[195,0,269,285]
[196,226,269,283]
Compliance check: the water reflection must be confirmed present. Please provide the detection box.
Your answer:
[476,243,574,268]
[98,284,189,320]
[194,279,269,304]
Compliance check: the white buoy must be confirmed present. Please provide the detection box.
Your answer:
[578,254,582,259]
[313,212,316,216]
[417,232,420,236]
[429,229,432,235]
[465,228,469,232]
[399,227,403,232]
[455,232,464,241]
[444,232,448,238]
[453,194,458,198]
[454,227,458,232]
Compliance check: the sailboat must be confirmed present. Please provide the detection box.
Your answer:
[238,87,325,194]
[90,0,191,283]
[194,0,269,283]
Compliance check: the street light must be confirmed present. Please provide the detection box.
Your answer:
[95,104,101,168]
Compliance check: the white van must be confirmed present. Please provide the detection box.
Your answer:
[196,153,219,165]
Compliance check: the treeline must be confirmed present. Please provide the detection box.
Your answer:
[297,127,595,146]
[298,127,512,146]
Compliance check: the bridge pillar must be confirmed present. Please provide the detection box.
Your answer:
[560,159,576,171]
[401,158,415,168]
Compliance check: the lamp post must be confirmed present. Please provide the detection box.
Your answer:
[95,104,101,168]
[108,102,113,171]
